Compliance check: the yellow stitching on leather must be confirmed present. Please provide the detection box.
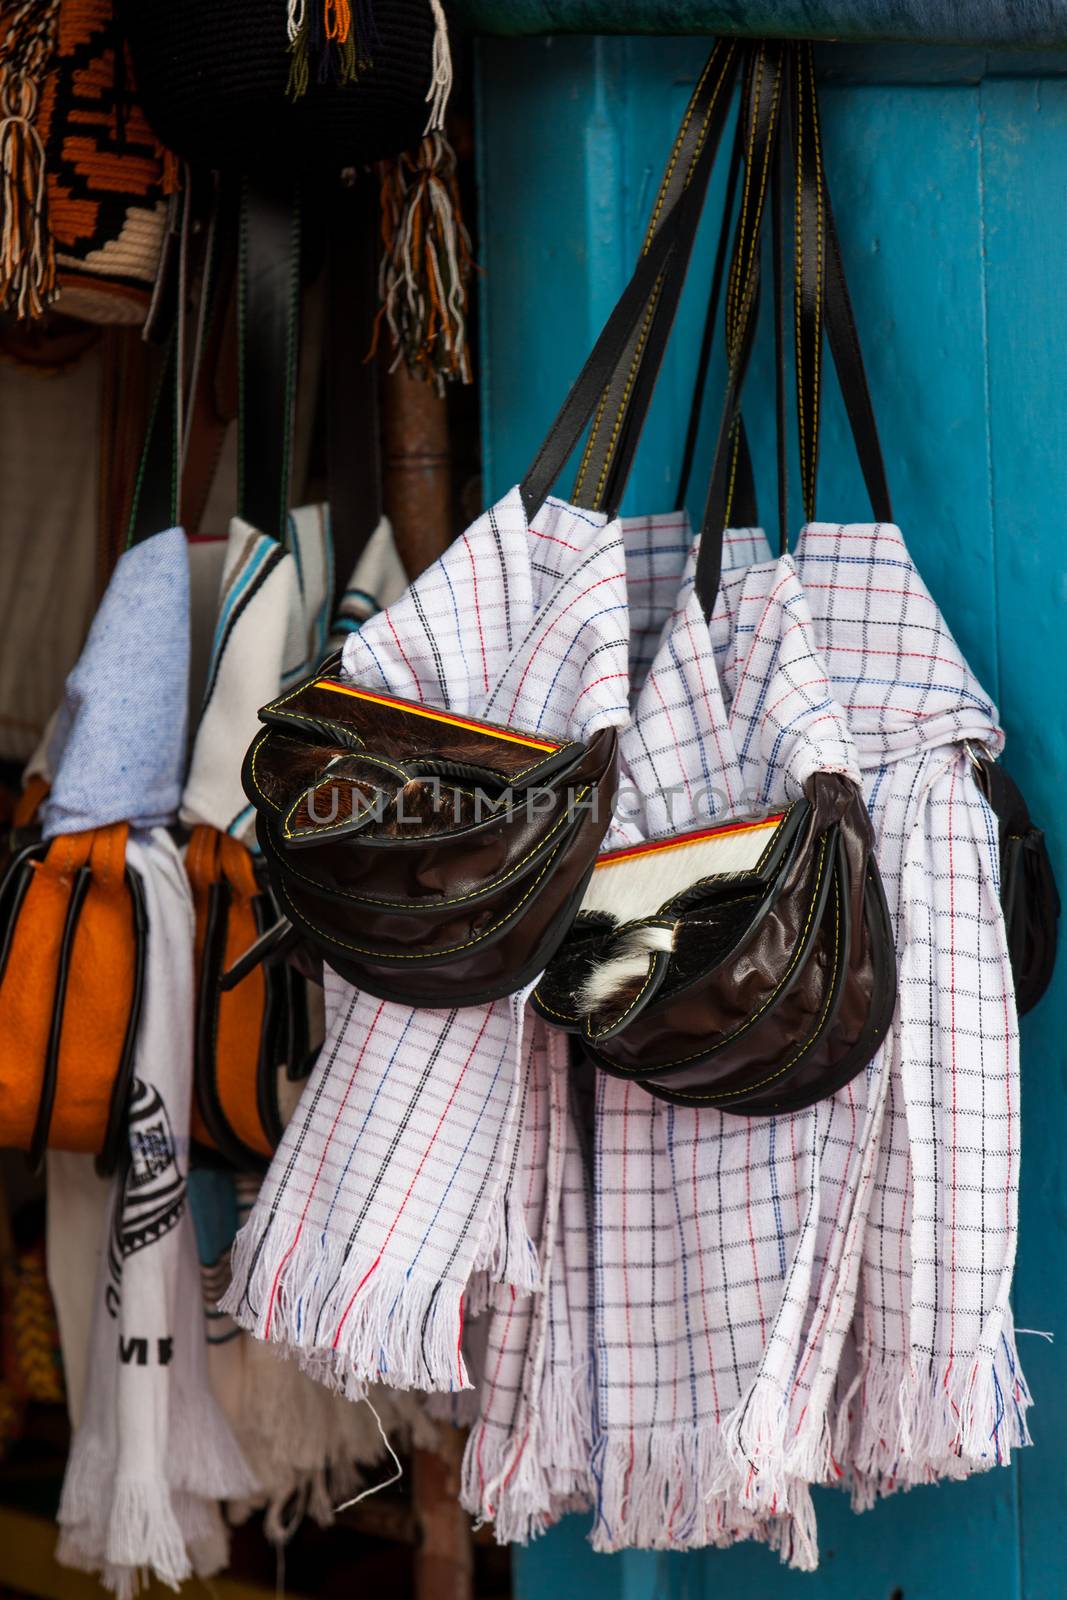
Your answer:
[736,51,782,357]
[582,71,726,506]
[598,832,830,1073]
[719,48,784,533]
[275,830,572,961]
[644,45,719,245]
[724,419,742,528]
[794,49,807,512]
[670,857,843,1101]
[531,989,576,1023]
[727,46,762,352]
[725,48,756,345]
[586,44,731,511]
[267,711,368,750]
[249,676,329,809]
[573,48,719,500]
[249,729,278,810]
[250,675,574,813]
[809,43,824,522]
[755,800,796,870]
[272,785,589,907]
[576,42,736,506]
[586,285,662,507]
[511,742,581,780]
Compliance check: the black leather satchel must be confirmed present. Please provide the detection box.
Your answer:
[242,665,619,1008]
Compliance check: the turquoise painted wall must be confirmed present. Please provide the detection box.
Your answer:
[475,35,1067,1600]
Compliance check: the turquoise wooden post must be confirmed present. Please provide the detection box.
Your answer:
[475,34,1067,1600]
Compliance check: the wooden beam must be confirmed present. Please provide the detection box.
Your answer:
[413,1430,474,1600]
[380,366,453,581]
[452,0,1067,46]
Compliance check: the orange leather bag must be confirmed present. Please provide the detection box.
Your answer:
[0,821,145,1171]
[186,825,299,1168]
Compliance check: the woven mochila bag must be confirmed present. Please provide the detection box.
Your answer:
[119,0,445,176]
[0,0,177,325]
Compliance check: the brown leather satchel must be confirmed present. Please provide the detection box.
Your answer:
[242,663,619,1008]
[531,773,895,1115]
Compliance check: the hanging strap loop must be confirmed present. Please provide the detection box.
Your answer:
[694,39,788,616]
[520,39,743,523]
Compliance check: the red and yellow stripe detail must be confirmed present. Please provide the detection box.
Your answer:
[314,679,562,754]
[595,814,785,870]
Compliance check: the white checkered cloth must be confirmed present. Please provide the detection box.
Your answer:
[221,490,632,1394]
[460,1022,571,1538]
[592,517,867,1561]
[791,521,1030,1505]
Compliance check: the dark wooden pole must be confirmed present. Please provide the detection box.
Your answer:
[380,364,453,581]
[413,1429,473,1600]
[380,358,471,1598]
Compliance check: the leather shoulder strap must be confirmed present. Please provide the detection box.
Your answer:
[520,40,743,523]
[238,179,301,542]
[792,41,892,524]
[695,40,788,615]
[571,39,742,514]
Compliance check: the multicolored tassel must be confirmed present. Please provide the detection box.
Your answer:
[373,129,473,392]
[0,0,61,321]
[287,0,374,100]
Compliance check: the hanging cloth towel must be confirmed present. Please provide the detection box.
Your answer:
[461,1022,596,1542]
[590,519,865,1563]
[792,519,1030,1503]
[221,486,632,1395]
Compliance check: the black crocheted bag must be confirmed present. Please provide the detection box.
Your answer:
[119,0,442,174]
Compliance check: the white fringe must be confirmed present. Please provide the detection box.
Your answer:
[461,1358,596,1544]
[588,1428,808,1559]
[846,1319,1033,1508]
[172,1492,230,1580]
[58,1448,191,1595]
[219,1214,470,1394]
